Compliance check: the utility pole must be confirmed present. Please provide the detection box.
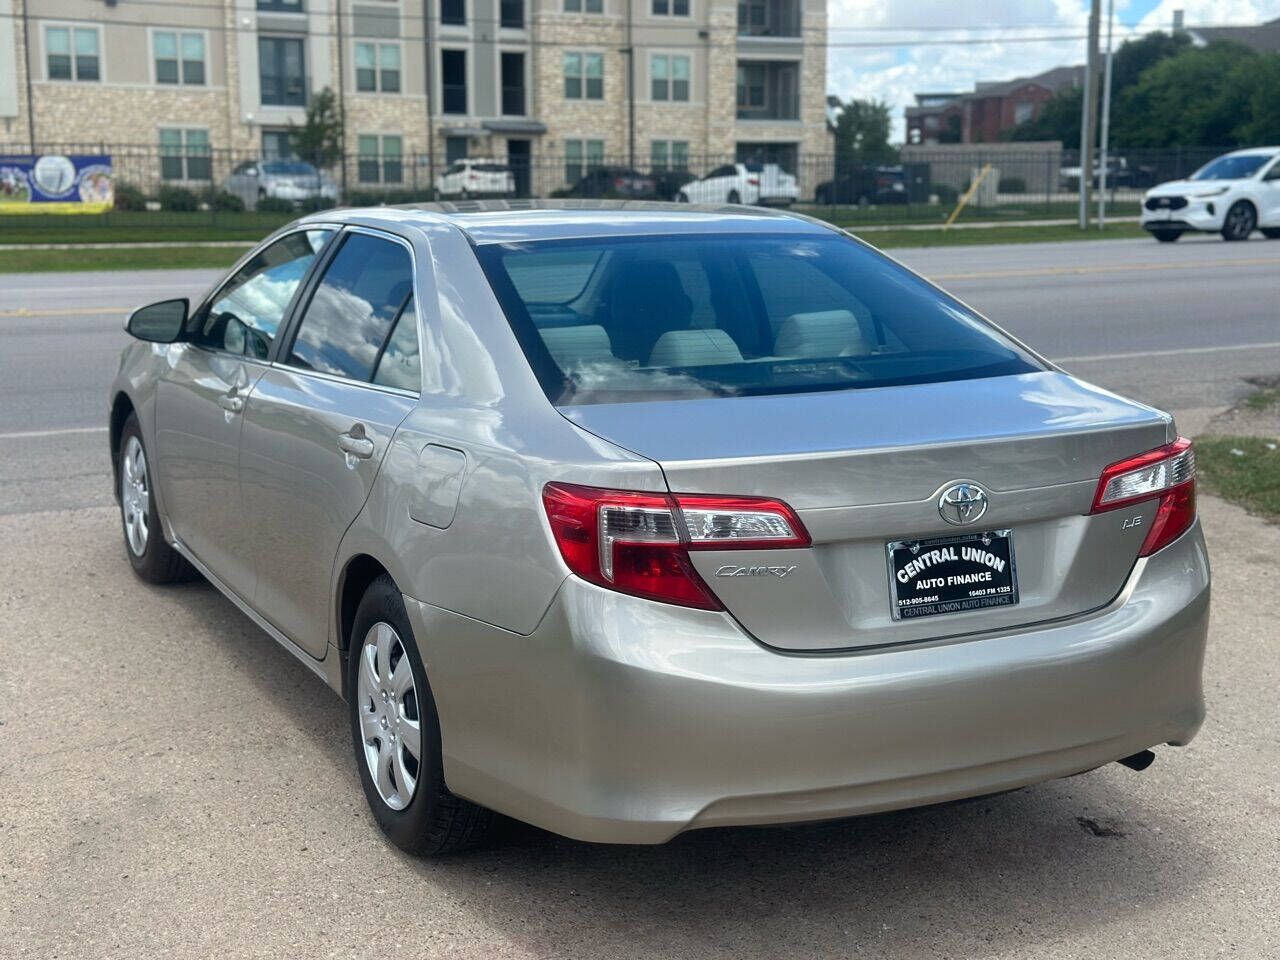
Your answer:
[1078,0,1101,229]
[1097,0,1116,228]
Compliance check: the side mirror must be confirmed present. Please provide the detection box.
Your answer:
[126,298,188,343]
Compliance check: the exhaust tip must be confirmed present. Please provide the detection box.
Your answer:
[1118,749,1155,771]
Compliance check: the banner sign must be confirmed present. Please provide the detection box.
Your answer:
[0,154,114,214]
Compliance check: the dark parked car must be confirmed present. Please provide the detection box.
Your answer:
[651,168,696,201]
[559,167,658,199]
[815,165,908,206]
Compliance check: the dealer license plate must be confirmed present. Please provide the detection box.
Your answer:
[888,530,1019,620]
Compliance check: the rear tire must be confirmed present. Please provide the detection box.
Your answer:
[1221,200,1256,241]
[1151,229,1183,243]
[118,414,193,584]
[1261,228,1280,239]
[727,190,741,204]
[676,191,689,203]
[348,574,496,855]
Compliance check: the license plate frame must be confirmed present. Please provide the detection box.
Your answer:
[887,529,1019,621]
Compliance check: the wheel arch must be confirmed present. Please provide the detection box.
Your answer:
[109,391,137,500]
[335,553,401,695]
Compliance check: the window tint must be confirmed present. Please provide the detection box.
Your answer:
[476,233,1041,405]
[288,233,414,382]
[372,296,421,392]
[192,229,333,358]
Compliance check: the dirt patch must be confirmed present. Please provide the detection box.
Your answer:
[1204,376,1280,439]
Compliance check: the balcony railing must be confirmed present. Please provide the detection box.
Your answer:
[501,85,526,116]
[736,93,800,121]
[737,1,800,37]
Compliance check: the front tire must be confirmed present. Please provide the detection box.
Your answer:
[348,574,496,855]
[1221,201,1256,241]
[1151,229,1183,243]
[676,190,689,203]
[118,414,193,583]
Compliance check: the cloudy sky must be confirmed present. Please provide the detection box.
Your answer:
[826,0,1280,140]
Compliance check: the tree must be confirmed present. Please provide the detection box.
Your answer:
[832,98,897,172]
[288,87,344,167]
[1110,42,1273,146]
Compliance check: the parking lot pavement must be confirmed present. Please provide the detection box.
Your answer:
[1,493,1277,960]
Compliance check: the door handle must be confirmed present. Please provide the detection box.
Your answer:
[218,393,244,413]
[337,428,375,460]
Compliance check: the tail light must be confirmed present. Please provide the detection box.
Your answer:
[747,177,760,186]
[542,483,809,609]
[1091,438,1196,556]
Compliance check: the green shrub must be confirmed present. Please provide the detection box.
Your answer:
[255,196,295,213]
[345,188,436,206]
[299,195,336,213]
[1000,176,1027,194]
[207,190,245,212]
[157,185,199,212]
[112,181,148,211]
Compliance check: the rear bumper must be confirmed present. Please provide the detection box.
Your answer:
[409,522,1209,844]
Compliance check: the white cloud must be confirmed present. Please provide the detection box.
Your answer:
[827,0,1280,142]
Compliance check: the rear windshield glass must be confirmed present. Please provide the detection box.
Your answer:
[264,162,316,175]
[471,163,510,172]
[475,233,1041,405]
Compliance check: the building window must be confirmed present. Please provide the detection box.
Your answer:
[650,55,689,102]
[358,134,404,184]
[565,138,603,183]
[46,26,100,82]
[564,53,603,100]
[651,139,688,171]
[441,50,466,114]
[564,0,604,11]
[736,63,765,108]
[500,0,524,28]
[262,129,295,160]
[441,0,466,27]
[445,136,468,165]
[1014,100,1034,125]
[356,42,401,93]
[260,37,306,106]
[257,0,304,11]
[501,52,525,115]
[154,32,206,86]
[159,129,211,181]
[652,0,689,15]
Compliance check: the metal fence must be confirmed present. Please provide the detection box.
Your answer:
[0,142,1242,214]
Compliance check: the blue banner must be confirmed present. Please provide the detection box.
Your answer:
[0,154,114,213]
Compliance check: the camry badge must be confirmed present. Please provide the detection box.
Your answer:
[938,482,989,526]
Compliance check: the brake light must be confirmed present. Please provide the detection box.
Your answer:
[542,483,809,609]
[1091,438,1196,556]
[747,177,760,186]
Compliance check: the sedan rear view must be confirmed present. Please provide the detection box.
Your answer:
[111,203,1209,854]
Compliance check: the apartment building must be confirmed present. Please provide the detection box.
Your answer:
[0,0,829,193]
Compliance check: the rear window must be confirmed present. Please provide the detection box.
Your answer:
[263,162,316,175]
[475,233,1041,405]
[470,163,510,172]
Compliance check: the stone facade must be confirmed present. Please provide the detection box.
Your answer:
[3,0,832,195]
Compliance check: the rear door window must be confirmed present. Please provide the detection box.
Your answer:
[286,232,418,385]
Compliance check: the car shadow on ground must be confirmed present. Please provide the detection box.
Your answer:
[174,564,1217,959]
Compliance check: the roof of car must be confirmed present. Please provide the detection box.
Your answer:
[1226,146,1280,157]
[313,199,838,245]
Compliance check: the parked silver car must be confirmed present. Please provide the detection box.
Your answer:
[224,159,339,210]
[111,201,1209,854]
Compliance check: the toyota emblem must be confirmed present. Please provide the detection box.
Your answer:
[938,482,989,526]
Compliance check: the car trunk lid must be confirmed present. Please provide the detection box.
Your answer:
[560,371,1173,651]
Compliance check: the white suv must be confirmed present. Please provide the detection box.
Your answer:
[434,158,516,200]
[1141,147,1280,242]
[677,162,799,206]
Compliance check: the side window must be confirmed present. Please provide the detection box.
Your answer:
[287,233,416,383]
[372,295,421,391]
[191,229,333,358]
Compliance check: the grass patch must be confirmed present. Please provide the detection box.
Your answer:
[1243,386,1280,411]
[0,245,250,273]
[1193,435,1280,521]
[855,221,1148,249]
[800,200,1140,229]
[0,210,292,244]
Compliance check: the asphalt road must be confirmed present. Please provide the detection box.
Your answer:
[2,236,1279,958]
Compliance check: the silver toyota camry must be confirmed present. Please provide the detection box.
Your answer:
[110,201,1210,854]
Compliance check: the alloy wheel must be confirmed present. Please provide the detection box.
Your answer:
[121,435,150,556]
[1225,203,1255,240]
[356,622,422,811]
